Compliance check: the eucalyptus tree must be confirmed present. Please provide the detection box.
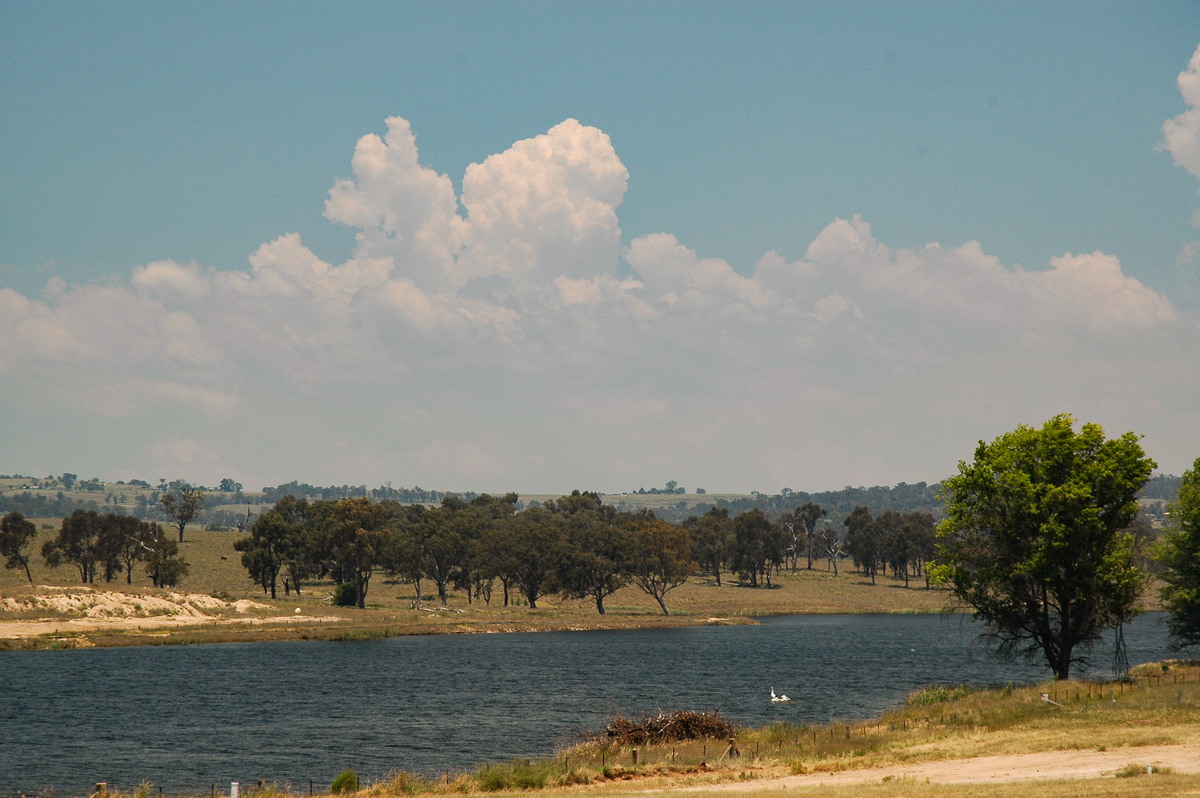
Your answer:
[730,509,785,587]
[159,482,205,542]
[236,510,294,598]
[100,514,161,585]
[42,509,104,583]
[143,524,189,587]
[623,516,695,616]
[686,507,733,586]
[496,507,566,609]
[323,497,393,608]
[454,493,520,604]
[777,501,825,568]
[0,511,37,582]
[843,506,881,584]
[550,492,628,615]
[418,498,474,606]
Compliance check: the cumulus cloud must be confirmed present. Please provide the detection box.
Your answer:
[325,116,466,293]
[1,115,1195,491]
[457,119,628,287]
[1162,43,1200,182]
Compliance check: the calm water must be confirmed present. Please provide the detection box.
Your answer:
[0,613,1173,794]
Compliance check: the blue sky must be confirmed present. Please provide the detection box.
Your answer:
[2,1,1199,493]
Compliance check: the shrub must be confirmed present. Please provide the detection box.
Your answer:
[331,768,359,793]
[333,583,358,607]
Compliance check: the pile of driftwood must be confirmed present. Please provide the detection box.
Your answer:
[599,710,734,744]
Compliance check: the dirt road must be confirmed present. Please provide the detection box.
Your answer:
[690,744,1198,789]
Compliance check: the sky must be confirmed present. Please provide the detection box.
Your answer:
[2,1,1199,495]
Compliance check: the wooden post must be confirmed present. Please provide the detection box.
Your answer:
[632,748,639,765]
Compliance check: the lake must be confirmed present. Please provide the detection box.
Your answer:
[0,612,1174,794]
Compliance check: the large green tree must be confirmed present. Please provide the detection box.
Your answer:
[933,414,1154,679]
[1156,457,1200,649]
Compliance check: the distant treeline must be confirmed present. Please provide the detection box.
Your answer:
[0,492,108,519]
[260,481,476,505]
[2,473,1182,528]
[625,482,945,524]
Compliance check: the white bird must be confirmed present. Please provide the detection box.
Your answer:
[770,688,791,703]
[1040,692,1063,707]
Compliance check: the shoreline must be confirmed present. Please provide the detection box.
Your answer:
[0,580,959,650]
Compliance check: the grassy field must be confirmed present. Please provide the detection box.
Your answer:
[0,517,957,649]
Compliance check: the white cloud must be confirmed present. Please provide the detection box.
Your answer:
[2,116,1196,491]
[457,119,628,288]
[1163,43,1200,182]
[132,260,210,301]
[325,116,466,293]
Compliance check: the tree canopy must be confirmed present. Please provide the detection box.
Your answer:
[933,414,1154,679]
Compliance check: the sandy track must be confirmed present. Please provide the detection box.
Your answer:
[690,744,1199,789]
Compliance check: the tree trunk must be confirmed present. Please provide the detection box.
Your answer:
[595,593,606,615]
[654,594,671,616]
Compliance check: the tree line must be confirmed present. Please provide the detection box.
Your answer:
[1,509,188,587]
[232,491,698,615]
[228,489,949,615]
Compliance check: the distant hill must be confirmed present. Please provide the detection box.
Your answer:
[1,470,1182,529]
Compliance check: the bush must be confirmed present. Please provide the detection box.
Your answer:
[333,583,358,607]
[331,768,359,793]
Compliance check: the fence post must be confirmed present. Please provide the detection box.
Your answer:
[632,748,639,765]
